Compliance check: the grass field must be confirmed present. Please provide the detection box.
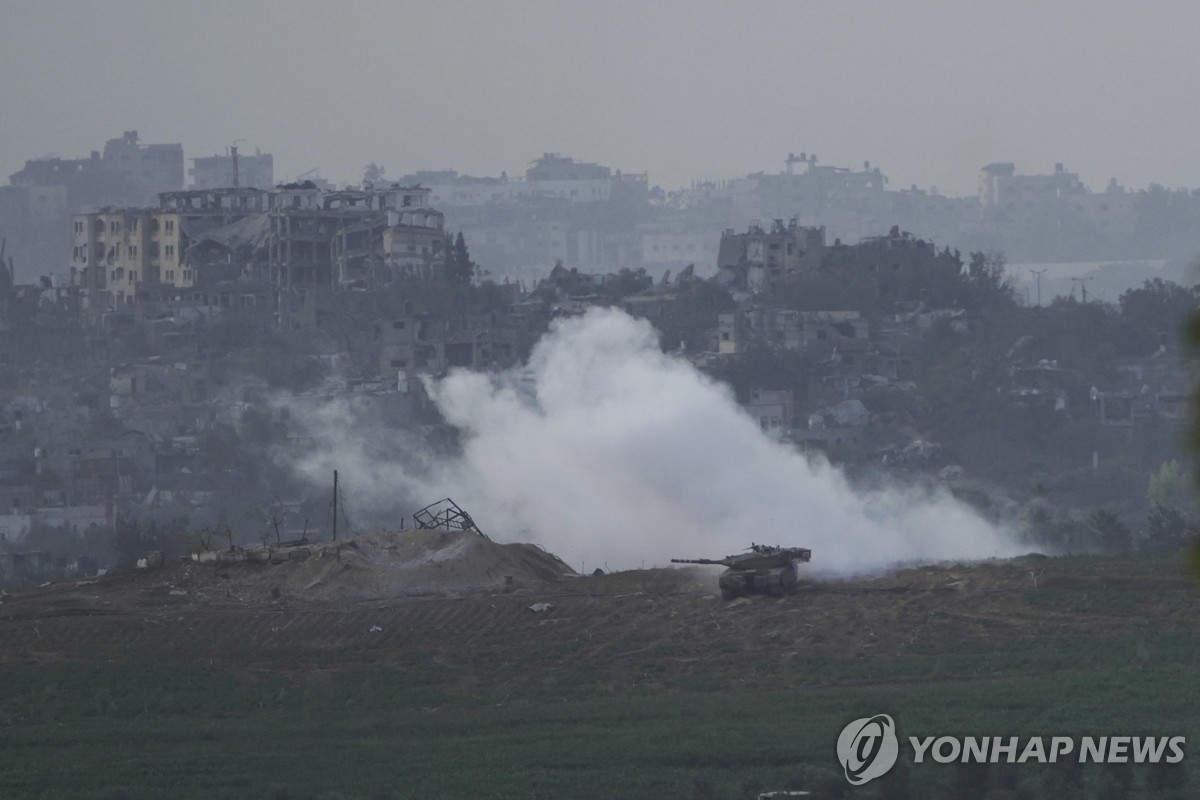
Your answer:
[0,553,1196,799]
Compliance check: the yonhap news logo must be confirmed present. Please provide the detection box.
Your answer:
[836,714,1186,786]
[837,715,899,785]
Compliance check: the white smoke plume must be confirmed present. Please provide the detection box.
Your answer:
[285,308,1021,575]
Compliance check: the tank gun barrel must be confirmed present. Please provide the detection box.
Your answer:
[670,558,727,565]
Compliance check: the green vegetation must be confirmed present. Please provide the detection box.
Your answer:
[2,554,1198,799]
[0,651,1193,799]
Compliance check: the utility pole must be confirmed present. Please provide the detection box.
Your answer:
[1072,276,1094,303]
[332,469,338,541]
[1030,268,1047,307]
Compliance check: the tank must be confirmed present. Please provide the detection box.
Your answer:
[671,543,812,600]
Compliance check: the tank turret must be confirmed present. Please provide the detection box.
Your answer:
[672,544,811,600]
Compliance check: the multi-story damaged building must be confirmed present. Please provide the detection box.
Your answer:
[70,188,272,311]
[70,209,186,308]
[157,187,272,287]
[716,219,826,293]
[381,207,448,278]
[828,227,966,307]
[267,184,442,290]
[69,184,446,318]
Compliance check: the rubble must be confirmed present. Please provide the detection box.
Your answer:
[187,528,574,602]
[807,399,870,429]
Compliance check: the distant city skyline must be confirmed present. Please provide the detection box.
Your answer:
[3,1,1200,196]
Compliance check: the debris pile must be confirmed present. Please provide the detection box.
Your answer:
[218,528,575,602]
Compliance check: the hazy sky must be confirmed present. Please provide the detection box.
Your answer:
[2,0,1198,196]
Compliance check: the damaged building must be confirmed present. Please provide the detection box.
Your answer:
[267,183,441,291]
[717,307,868,357]
[376,312,520,377]
[716,219,826,293]
[70,188,272,317]
[69,183,447,322]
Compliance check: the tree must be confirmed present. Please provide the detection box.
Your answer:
[1184,311,1200,560]
[1146,503,1193,552]
[1119,278,1199,341]
[110,514,146,566]
[362,163,386,185]
[963,251,1017,311]
[444,232,476,287]
[266,501,287,545]
[216,510,234,551]
[1149,460,1195,512]
[1146,461,1197,553]
[107,513,192,567]
[1087,509,1131,552]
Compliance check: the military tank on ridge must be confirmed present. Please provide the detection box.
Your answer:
[672,543,812,600]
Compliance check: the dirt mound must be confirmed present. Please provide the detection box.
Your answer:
[229,529,576,602]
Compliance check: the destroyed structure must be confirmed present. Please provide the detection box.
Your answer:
[413,497,486,538]
[716,218,826,294]
[68,183,446,324]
